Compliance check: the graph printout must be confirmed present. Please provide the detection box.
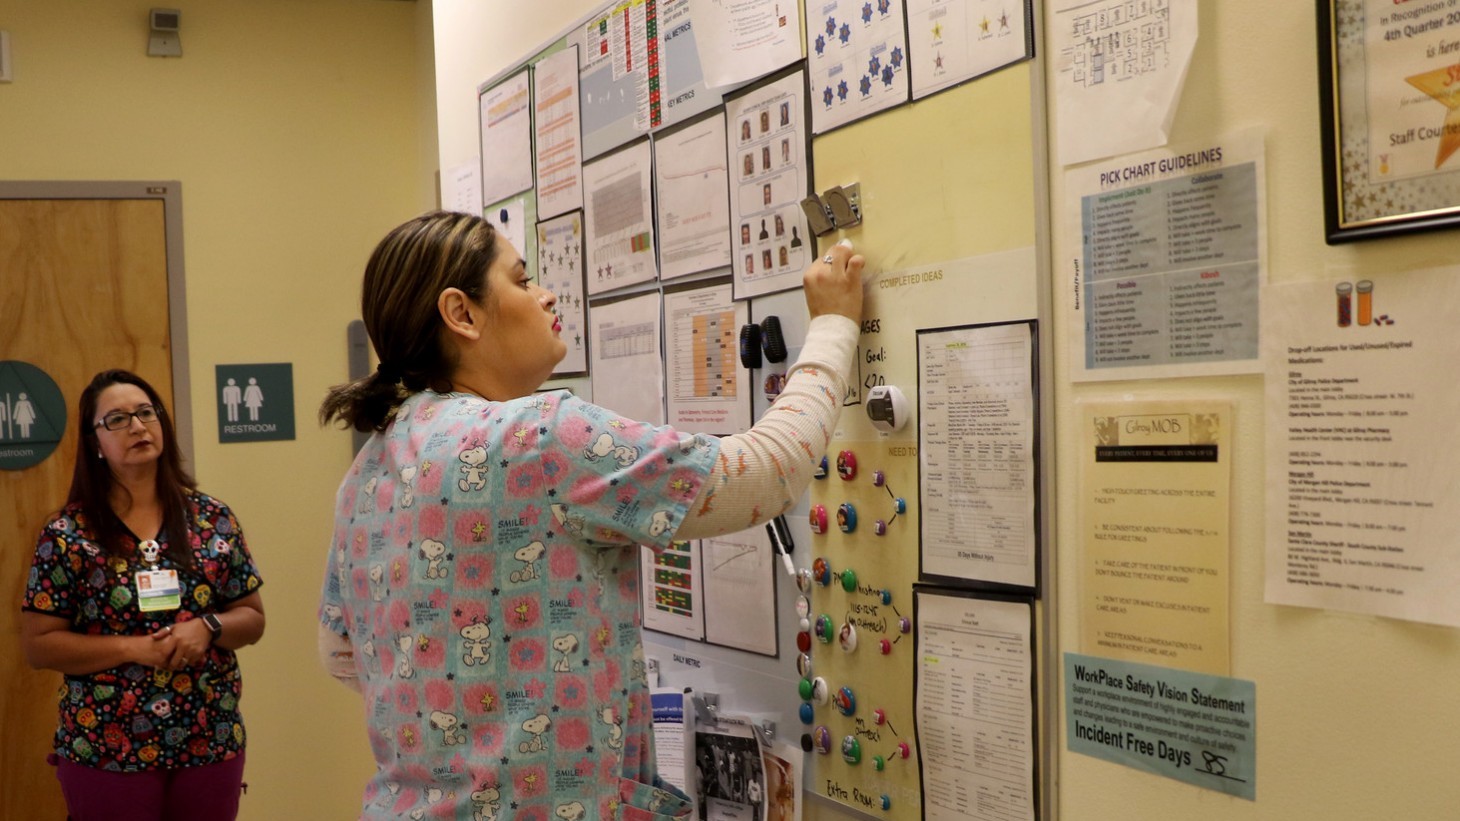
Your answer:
[584,140,659,295]
[654,112,733,280]
[479,69,535,204]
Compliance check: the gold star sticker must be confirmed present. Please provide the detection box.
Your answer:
[980,16,990,33]
[932,22,942,39]
[1405,65,1460,168]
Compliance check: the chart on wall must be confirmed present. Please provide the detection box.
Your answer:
[534,45,585,219]
[479,68,535,204]
[584,139,659,295]
[653,111,733,280]
[805,0,911,133]
[906,0,1032,99]
[537,210,590,376]
[572,0,735,159]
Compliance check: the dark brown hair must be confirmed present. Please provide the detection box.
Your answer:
[69,369,196,568]
[319,211,500,432]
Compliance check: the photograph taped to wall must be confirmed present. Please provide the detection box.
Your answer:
[693,713,768,818]
[917,320,1038,591]
[806,0,911,133]
[914,587,1036,821]
[534,44,585,219]
[536,210,589,375]
[584,139,659,295]
[479,68,535,204]
[725,68,812,300]
[654,109,734,280]
[589,290,665,425]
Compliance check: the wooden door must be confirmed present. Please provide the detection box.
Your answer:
[0,196,174,818]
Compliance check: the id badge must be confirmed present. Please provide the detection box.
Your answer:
[135,569,182,612]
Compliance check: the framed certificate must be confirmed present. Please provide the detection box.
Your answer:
[1318,0,1460,242]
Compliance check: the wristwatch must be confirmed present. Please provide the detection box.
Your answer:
[202,612,223,641]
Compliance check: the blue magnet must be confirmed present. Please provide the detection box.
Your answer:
[837,503,857,533]
[812,557,832,586]
[799,702,815,724]
[893,497,907,514]
[834,686,857,716]
[814,456,829,479]
[880,589,893,605]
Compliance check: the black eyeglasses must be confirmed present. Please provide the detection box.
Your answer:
[95,405,160,431]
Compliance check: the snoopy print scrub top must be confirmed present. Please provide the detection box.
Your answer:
[321,390,719,820]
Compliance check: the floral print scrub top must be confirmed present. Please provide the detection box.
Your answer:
[22,493,263,771]
[321,390,720,820]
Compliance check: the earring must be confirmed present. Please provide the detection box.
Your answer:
[97,450,104,459]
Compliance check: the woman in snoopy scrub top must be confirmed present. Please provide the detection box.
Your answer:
[318,210,864,820]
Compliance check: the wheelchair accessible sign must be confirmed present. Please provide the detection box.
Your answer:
[0,360,67,470]
[216,363,294,443]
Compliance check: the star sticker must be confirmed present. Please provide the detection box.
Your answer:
[891,46,903,68]
[861,3,872,23]
[1404,65,1460,168]
[980,16,990,33]
[935,52,944,70]
[839,23,851,44]
[881,66,894,86]
[825,16,836,36]
[1000,10,1010,29]
[868,54,881,75]
[815,34,826,56]
[932,22,943,39]
[837,80,850,101]
[823,86,835,107]
[878,0,890,12]
[860,75,872,96]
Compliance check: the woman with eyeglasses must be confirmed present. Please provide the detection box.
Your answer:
[19,369,266,821]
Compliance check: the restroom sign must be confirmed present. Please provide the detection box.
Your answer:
[0,360,68,470]
[215,363,295,443]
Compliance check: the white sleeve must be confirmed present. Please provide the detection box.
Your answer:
[675,314,858,541]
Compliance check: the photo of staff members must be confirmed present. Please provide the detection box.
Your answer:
[779,101,790,126]
[779,246,789,267]
[760,110,770,132]
[743,153,754,178]
[745,254,754,274]
[763,183,772,206]
[759,219,769,241]
[774,214,784,237]
[762,249,773,270]
[781,138,791,164]
[762,146,771,171]
[741,224,751,245]
[790,226,803,248]
[741,120,752,141]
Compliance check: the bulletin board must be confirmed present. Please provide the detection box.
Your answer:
[472,2,1056,818]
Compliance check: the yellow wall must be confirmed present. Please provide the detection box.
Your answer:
[0,1,437,817]
[1047,2,1460,819]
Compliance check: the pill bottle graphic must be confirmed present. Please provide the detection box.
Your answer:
[1336,282,1353,327]
[1356,280,1373,326]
